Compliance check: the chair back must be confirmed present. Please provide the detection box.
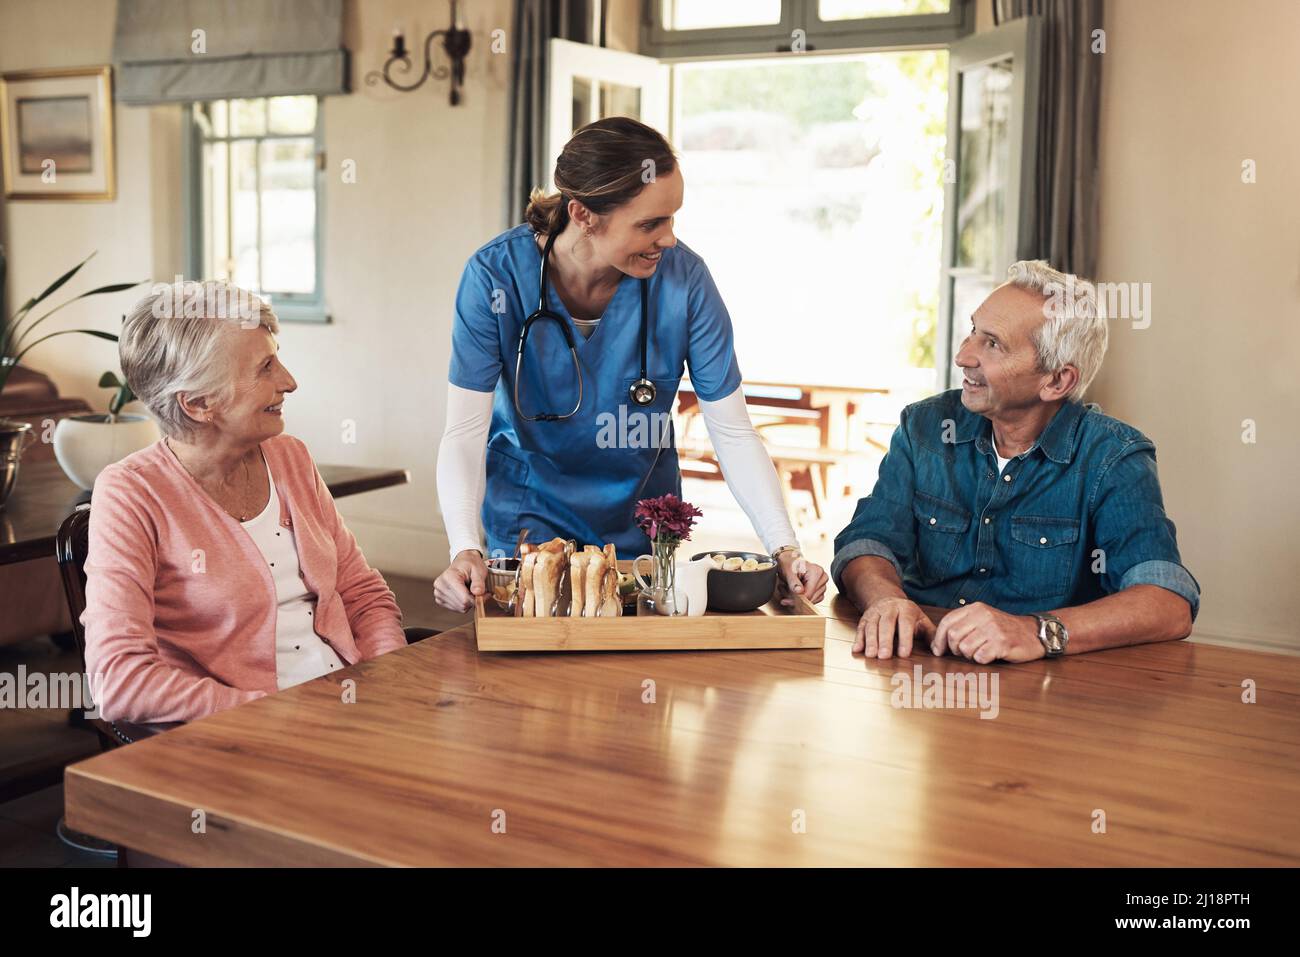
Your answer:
[54,504,92,664]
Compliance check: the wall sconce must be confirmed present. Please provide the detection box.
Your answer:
[365,0,472,106]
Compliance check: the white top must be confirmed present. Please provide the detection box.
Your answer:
[437,382,799,560]
[240,456,346,689]
[572,316,601,339]
[992,434,1011,474]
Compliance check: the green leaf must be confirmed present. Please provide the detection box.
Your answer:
[8,252,96,324]
[11,328,118,369]
[8,278,146,355]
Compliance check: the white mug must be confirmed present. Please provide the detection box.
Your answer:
[672,557,711,618]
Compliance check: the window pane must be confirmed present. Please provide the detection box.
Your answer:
[820,0,949,19]
[572,76,593,133]
[231,140,260,290]
[258,138,316,295]
[599,82,641,120]
[661,0,781,31]
[202,141,229,280]
[230,98,266,136]
[954,58,1012,273]
[674,51,948,390]
[199,99,228,137]
[267,95,318,135]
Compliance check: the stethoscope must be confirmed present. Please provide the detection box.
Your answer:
[513,226,657,422]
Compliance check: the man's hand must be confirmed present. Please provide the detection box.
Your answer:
[854,596,935,659]
[775,552,829,607]
[433,549,489,613]
[931,602,1044,663]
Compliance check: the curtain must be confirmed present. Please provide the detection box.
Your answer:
[504,0,593,230]
[994,0,1104,278]
[113,0,348,105]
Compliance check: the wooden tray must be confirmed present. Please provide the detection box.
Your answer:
[473,559,825,652]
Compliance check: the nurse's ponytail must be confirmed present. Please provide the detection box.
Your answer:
[524,187,569,236]
[523,117,677,238]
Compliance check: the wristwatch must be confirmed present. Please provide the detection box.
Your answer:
[1032,613,1068,657]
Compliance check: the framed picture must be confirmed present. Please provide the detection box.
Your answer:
[0,66,115,201]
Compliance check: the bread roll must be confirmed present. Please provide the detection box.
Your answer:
[583,552,605,617]
[520,551,536,617]
[534,539,566,616]
[569,552,586,617]
[600,543,622,617]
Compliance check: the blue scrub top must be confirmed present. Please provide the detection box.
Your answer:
[448,224,743,557]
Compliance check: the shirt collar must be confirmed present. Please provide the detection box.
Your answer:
[951,398,1088,465]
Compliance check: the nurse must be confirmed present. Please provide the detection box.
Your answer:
[434,117,828,613]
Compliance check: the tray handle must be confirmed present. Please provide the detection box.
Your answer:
[779,592,821,617]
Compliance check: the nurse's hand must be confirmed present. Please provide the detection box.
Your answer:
[776,552,828,607]
[434,549,489,614]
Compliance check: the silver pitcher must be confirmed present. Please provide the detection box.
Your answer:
[0,418,35,509]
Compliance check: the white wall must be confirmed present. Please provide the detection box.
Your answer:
[1089,0,1300,653]
[0,0,514,579]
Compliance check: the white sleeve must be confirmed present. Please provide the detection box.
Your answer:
[697,387,800,555]
[436,382,494,561]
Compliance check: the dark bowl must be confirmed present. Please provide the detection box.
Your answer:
[690,550,778,613]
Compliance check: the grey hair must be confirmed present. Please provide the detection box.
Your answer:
[1005,260,1108,402]
[119,280,279,438]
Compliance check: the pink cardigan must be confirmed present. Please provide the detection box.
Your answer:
[82,433,408,724]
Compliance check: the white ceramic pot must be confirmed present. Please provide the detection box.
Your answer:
[53,413,160,490]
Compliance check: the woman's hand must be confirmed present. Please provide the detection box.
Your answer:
[434,549,489,613]
[775,551,828,607]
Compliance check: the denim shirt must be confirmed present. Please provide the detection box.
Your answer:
[831,390,1200,618]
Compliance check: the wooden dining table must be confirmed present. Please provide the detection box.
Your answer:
[63,596,1300,867]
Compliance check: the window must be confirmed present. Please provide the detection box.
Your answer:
[671,50,949,391]
[644,0,972,58]
[183,95,327,322]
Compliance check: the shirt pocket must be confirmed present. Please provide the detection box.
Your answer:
[611,377,678,451]
[1007,516,1081,600]
[911,491,971,583]
[484,446,531,547]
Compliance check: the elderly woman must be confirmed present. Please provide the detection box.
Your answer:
[82,281,408,724]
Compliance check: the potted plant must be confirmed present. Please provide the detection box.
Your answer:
[53,371,160,490]
[0,250,144,506]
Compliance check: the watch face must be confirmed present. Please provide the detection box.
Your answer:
[1043,619,1066,651]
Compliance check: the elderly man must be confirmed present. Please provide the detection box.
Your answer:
[833,261,1199,663]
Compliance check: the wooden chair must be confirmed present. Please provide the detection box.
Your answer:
[54,505,179,750]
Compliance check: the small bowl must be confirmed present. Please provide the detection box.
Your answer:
[486,557,520,611]
[690,550,778,613]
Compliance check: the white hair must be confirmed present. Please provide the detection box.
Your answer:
[1005,260,1108,402]
[119,280,279,438]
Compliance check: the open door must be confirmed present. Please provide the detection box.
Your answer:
[935,16,1043,390]
[546,38,670,189]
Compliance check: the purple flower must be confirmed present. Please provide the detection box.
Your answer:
[635,493,703,546]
